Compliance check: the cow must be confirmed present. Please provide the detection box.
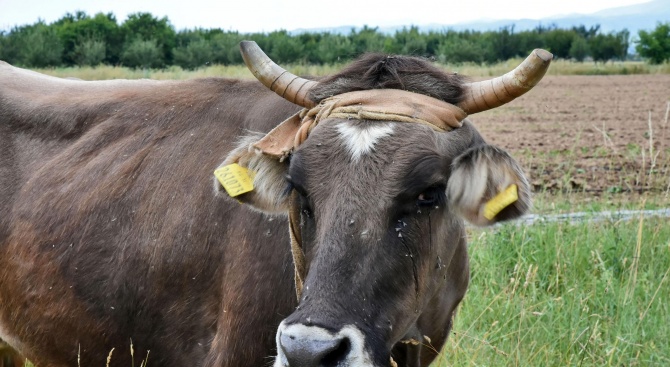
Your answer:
[0,42,551,367]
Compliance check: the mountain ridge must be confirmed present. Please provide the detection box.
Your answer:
[290,0,669,37]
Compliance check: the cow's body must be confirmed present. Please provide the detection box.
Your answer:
[0,65,304,366]
[0,43,549,367]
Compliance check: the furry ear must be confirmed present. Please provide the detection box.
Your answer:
[447,145,531,226]
[214,134,291,214]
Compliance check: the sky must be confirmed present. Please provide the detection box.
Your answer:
[0,0,652,33]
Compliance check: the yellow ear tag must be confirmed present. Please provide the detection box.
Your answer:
[214,163,255,197]
[484,184,518,220]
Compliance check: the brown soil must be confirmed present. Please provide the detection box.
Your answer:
[470,75,670,194]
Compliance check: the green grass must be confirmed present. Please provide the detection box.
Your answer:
[435,214,670,366]
[28,60,670,81]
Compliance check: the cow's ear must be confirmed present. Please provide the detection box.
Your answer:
[214,134,291,214]
[447,145,531,226]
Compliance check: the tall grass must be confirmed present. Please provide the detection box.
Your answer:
[437,214,670,366]
[29,60,670,81]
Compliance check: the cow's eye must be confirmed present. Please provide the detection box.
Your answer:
[417,186,445,207]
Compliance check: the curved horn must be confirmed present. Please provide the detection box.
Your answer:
[240,41,318,108]
[458,49,553,114]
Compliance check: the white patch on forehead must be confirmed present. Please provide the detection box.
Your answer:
[336,122,394,161]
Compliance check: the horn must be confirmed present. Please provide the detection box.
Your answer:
[457,49,553,114]
[240,41,318,108]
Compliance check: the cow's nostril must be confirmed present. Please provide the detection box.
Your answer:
[320,337,350,367]
[280,330,351,367]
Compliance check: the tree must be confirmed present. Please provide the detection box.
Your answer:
[173,38,213,69]
[487,25,521,62]
[349,26,386,56]
[569,36,590,61]
[121,38,162,68]
[314,33,352,64]
[589,32,626,63]
[544,29,576,59]
[636,22,670,64]
[73,38,106,66]
[54,12,122,65]
[267,30,304,64]
[121,13,176,66]
[9,22,63,67]
[391,26,428,56]
[437,36,489,64]
[210,31,245,64]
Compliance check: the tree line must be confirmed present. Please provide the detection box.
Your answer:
[0,11,668,69]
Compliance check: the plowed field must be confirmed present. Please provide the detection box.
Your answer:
[471,75,670,194]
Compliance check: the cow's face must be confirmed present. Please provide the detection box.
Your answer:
[218,116,530,367]
[220,40,550,367]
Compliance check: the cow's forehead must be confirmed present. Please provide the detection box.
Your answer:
[300,118,440,161]
[291,119,444,195]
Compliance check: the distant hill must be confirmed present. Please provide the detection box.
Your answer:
[291,0,669,37]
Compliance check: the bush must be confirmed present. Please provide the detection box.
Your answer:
[569,36,590,62]
[173,38,213,69]
[437,37,489,64]
[121,38,163,69]
[73,38,106,66]
[10,23,63,67]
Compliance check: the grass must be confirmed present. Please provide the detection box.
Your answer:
[434,209,670,367]
[28,60,670,81]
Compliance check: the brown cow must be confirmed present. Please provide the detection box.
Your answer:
[0,42,551,367]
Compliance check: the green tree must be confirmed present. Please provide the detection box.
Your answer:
[589,32,626,63]
[54,12,122,65]
[569,36,590,61]
[10,22,63,67]
[571,25,600,40]
[210,31,245,64]
[73,38,106,66]
[437,36,489,64]
[349,26,387,55]
[0,31,19,64]
[267,30,304,64]
[487,25,521,62]
[314,33,352,64]
[121,13,176,66]
[173,38,213,69]
[391,26,428,56]
[544,29,576,59]
[636,22,670,64]
[121,38,162,68]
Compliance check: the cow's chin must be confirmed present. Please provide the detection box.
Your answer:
[273,321,381,367]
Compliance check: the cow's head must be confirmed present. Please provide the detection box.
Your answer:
[216,42,551,367]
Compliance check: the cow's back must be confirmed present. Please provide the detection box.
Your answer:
[0,63,298,366]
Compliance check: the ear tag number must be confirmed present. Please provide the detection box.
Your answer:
[484,184,518,220]
[214,164,255,197]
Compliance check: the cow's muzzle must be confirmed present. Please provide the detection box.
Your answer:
[274,322,376,367]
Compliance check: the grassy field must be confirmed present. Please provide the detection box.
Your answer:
[29,59,670,81]
[435,201,670,367]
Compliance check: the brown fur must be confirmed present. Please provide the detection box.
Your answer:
[1,63,300,367]
[309,53,467,104]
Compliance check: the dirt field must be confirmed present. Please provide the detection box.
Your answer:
[470,75,670,194]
